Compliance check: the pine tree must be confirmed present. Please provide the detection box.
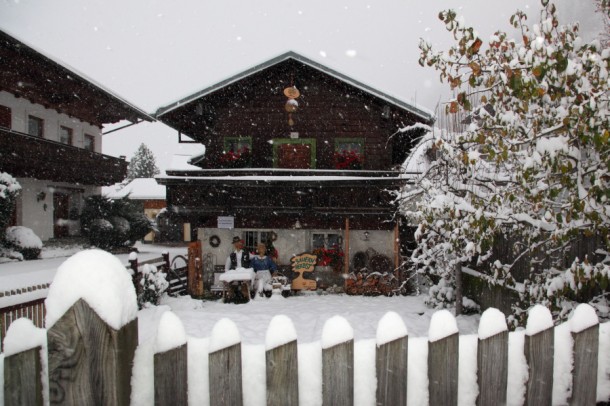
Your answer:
[126,143,160,181]
[403,0,610,324]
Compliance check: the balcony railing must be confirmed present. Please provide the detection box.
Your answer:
[0,127,127,185]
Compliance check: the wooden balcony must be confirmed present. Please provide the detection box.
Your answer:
[0,128,128,185]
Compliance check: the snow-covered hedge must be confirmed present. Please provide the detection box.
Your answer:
[138,263,169,308]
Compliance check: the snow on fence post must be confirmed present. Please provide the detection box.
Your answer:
[45,250,139,406]
[524,304,554,406]
[154,311,188,406]
[208,318,243,406]
[476,308,508,406]
[2,318,46,406]
[428,309,459,406]
[265,315,299,406]
[321,315,354,406]
[569,304,599,406]
[375,311,408,406]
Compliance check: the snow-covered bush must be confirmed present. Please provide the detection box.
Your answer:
[5,226,43,260]
[138,264,169,308]
[81,195,152,250]
[0,172,21,241]
[403,0,610,323]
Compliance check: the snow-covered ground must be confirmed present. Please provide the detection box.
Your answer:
[1,249,609,406]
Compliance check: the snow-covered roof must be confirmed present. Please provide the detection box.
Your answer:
[168,153,205,171]
[103,178,166,200]
[155,51,434,123]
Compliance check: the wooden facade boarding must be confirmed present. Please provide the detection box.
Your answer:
[154,51,434,272]
[3,297,607,405]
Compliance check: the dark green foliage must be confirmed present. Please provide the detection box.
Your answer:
[0,172,21,244]
[81,196,152,250]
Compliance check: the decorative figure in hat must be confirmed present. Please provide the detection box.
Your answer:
[225,236,251,271]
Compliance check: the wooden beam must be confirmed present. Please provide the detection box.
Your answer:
[344,217,350,274]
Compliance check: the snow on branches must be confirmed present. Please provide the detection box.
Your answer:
[404,0,610,323]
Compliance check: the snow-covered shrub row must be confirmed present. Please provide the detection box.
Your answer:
[402,0,610,325]
[0,172,22,260]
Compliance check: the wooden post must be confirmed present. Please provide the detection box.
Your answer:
[455,263,463,316]
[344,217,350,274]
[47,299,138,406]
[476,331,508,406]
[162,251,170,273]
[209,343,243,406]
[154,344,188,406]
[3,346,43,406]
[266,340,299,406]
[322,340,354,406]
[428,333,459,406]
[376,336,408,405]
[187,241,204,296]
[570,324,599,406]
[524,327,554,406]
[393,221,400,274]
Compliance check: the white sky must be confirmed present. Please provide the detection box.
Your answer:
[0,0,603,171]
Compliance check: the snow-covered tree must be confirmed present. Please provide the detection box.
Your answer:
[403,0,609,324]
[126,143,160,181]
[0,172,21,241]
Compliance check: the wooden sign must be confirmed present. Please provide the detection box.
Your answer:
[290,253,317,290]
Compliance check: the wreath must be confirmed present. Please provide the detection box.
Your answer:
[209,235,221,248]
[269,231,278,242]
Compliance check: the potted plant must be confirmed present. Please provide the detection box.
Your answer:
[313,245,345,272]
[334,149,363,170]
[218,146,251,168]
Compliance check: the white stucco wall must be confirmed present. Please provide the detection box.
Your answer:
[197,227,395,269]
[0,90,102,151]
[14,178,99,241]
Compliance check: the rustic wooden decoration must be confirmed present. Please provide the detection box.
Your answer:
[428,332,459,406]
[187,240,204,296]
[209,343,243,406]
[290,253,317,290]
[524,327,554,406]
[283,86,300,99]
[46,299,138,406]
[376,336,408,406]
[154,343,188,406]
[570,324,599,406]
[322,340,354,406]
[266,340,299,406]
[476,331,508,406]
[3,346,43,406]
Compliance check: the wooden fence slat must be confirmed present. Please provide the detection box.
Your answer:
[322,340,354,406]
[47,299,138,406]
[266,340,299,406]
[477,331,508,406]
[569,324,599,406]
[209,343,243,406]
[376,336,408,406]
[524,327,554,406]
[428,332,459,406]
[3,346,43,406]
[154,343,188,406]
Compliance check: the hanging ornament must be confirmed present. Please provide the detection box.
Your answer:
[283,83,300,126]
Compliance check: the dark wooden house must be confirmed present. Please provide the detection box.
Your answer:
[155,52,433,272]
[0,29,152,240]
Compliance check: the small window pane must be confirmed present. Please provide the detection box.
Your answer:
[312,233,325,249]
[28,115,43,137]
[327,234,341,248]
[243,231,257,253]
[84,134,95,152]
[0,105,11,129]
[59,126,73,145]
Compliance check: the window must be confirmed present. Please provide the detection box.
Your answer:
[27,115,43,137]
[242,230,272,253]
[84,134,95,152]
[334,138,364,170]
[0,105,11,129]
[312,232,341,250]
[219,137,252,168]
[272,138,317,169]
[59,126,73,145]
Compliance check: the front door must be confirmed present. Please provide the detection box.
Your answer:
[53,193,70,238]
